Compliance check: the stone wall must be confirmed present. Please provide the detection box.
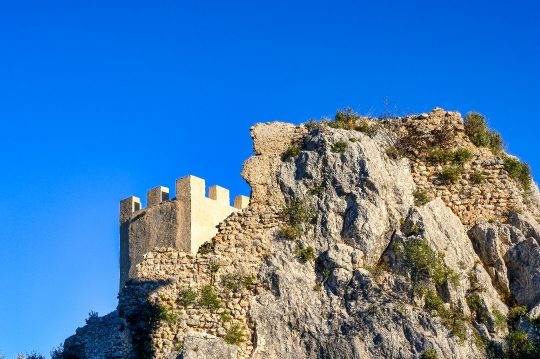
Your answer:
[119,175,249,289]
[395,107,539,226]
[118,205,280,359]
[241,122,307,207]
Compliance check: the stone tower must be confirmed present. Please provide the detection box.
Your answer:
[119,175,249,289]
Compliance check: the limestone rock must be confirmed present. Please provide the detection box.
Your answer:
[178,333,237,359]
[507,212,540,245]
[401,198,478,315]
[241,122,302,207]
[277,126,415,266]
[504,238,540,307]
[468,222,510,292]
[320,243,364,271]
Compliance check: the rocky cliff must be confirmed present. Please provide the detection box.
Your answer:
[59,108,540,359]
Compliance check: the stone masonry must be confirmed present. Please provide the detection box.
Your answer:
[119,175,249,289]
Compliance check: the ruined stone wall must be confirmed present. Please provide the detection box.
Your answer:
[118,205,280,359]
[395,108,539,226]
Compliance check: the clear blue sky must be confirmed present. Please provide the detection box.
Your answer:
[0,1,539,357]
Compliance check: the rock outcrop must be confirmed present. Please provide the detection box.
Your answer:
[59,108,540,359]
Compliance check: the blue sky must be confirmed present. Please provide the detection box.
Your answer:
[0,1,539,356]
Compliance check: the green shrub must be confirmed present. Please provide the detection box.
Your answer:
[464,112,503,154]
[285,144,301,158]
[280,224,303,239]
[295,244,315,262]
[470,171,485,184]
[304,119,319,131]
[452,319,468,343]
[467,293,488,323]
[424,289,444,311]
[159,304,178,324]
[281,199,315,227]
[503,156,531,191]
[180,288,198,306]
[508,306,528,325]
[307,186,324,195]
[396,237,460,288]
[355,118,380,137]
[222,272,244,292]
[413,189,431,206]
[386,146,401,159]
[85,310,99,324]
[279,198,315,239]
[243,274,255,287]
[333,107,360,129]
[505,330,538,358]
[322,269,331,280]
[421,348,439,359]
[453,148,474,164]
[224,324,245,345]
[349,137,357,142]
[199,285,221,310]
[473,328,489,349]
[198,239,215,254]
[332,141,348,152]
[220,310,232,322]
[467,293,483,312]
[428,148,473,164]
[210,262,220,273]
[441,166,461,184]
[429,148,454,163]
[406,225,420,236]
[493,308,508,331]
[527,315,540,331]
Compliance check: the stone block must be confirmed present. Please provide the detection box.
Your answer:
[209,185,230,206]
[234,195,250,209]
[176,175,205,198]
[147,186,169,207]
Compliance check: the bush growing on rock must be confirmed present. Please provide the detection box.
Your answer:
[280,224,304,239]
[464,112,503,154]
[332,107,360,130]
[503,156,531,191]
[441,166,462,184]
[285,144,301,158]
[421,348,439,359]
[199,285,221,310]
[470,171,485,184]
[279,198,315,239]
[505,330,538,358]
[224,324,245,345]
[180,288,197,306]
[332,141,348,152]
[198,239,215,254]
[294,244,315,262]
[492,309,508,331]
[385,146,401,159]
[413,189,431,206]
[429,148,455,163]
[395,237,460,288]
[453,148,474,164]
[508,306,527,325]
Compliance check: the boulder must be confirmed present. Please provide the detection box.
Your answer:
[468,222,510,292]
[507,212,540,245]
[504,238,540,307]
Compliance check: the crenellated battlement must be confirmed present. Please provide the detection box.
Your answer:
[119,175,249,289]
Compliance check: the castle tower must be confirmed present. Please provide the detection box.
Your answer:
[119,175,249,289]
